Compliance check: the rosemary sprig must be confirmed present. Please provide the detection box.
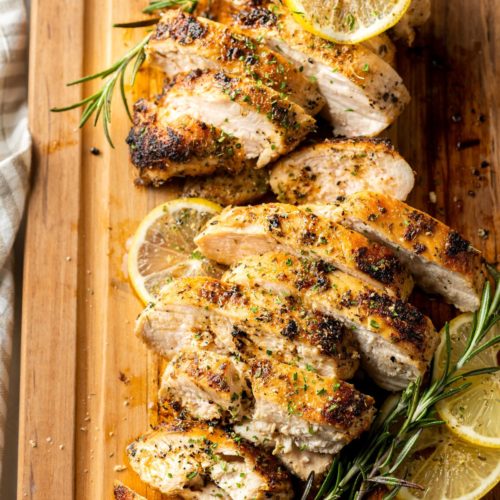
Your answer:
[143,0,198,14]
[315,271,500,500]
[51,33,151,147]
[50,0,198,146]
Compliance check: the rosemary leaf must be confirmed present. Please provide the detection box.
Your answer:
[51,33,152,147]
[113,18,160,28]
[143,0,198,14]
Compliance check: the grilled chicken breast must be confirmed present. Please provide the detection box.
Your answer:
[319,191,485,312]
[159,349,250,420]
[127,99,251,186]
[182,167,269,206]
[237,359,375,453]
[361,34,396,67]
[136,276,360,379]
[195,203,413,298]
[270,138,415,204]
[127,421,292,499]
[274,446,334,482]
[147,10,325,116]
[392,0,431,45]
[160,69,316,167]
[223,2,410,136]
[225,253,438,390]
[113,482,146,500]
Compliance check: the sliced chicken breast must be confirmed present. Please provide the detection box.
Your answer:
[147,9,325,115]
[113,482,146,500]
[195,203,413,299]
[361,34,396,67]
[225,252,438,390]
[392,0,431,45]
[127,421,293,499]
[319,191,485,312]
[136,277,360,379]
[160,69,316,167]
[234,359,374,455]
[182,167,269,206]
[182,483,232,499]
[159,349,250,420]
[275,446,333,482]
[270,138,415,204]
[224,2,410,136]
[127,99,251,186]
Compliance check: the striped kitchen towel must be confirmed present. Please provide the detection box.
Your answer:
[0,0,31,484]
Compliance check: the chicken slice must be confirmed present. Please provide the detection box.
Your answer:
[319,191,485,312]
[127,99,251,186]
[234,358,374,456]
[269,138,415,204]
[223,2,410,136]
[392,0,431,45]
[159,349,250,421]
[225,252,438,390]
[182,167,269,206]
[183,483,231,499]
[113,482,146,500]
[195,203,413,299]
[136,277,360,379]
[147,9,325,116]
[235,415,334,481]
[127,421,293,499]
[275,446,333,482]
[361,34,396,67]
[160,69,316,167]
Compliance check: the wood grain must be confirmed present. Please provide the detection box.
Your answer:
[18,0,84,497]
[18,0,499,499]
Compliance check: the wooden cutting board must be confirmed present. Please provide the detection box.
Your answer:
[19,0,499,498]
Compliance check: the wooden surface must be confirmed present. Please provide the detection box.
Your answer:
[18,0,499,499]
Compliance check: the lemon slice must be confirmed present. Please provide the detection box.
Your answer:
[128,198,224,305]
[284,0,412,44]
[396,425,500,500]
[432,314,500,448]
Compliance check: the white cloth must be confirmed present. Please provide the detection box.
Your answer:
[0,0,31,483]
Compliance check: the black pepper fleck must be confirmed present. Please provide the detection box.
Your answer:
[456,139,480,150]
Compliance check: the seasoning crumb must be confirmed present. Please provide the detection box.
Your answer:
[59,444,65,450]
[80,427,88,432]
[481,160,490,168]
[478,228,489,240]
[29,440,37,448]
[109,431,115,437]
[451,112,462,123]
[90,147,100,156]
[429,191,437,204]
[65,256,71,262]
[118,371,130,384]
[114,465,127,472]
[46,437,53,443]
[479,114,486,123]
[467,190,476,197]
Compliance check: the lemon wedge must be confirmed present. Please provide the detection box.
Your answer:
[128,198,223,305]
[433,314,500,449]
[397,425,500,500]
[284,0,412,44]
